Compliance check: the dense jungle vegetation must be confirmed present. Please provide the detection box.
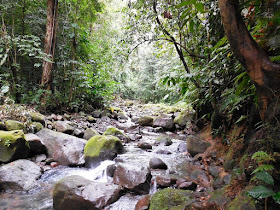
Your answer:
[0,0,280,208]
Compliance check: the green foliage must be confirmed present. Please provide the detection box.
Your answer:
[247,186,274,199]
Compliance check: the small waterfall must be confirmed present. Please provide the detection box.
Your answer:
[149,176,157,194]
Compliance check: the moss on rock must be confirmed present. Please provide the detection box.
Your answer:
[103,127,130,143]
[227,186,256,210]
[174,110,194,127]
[149,188,194,210]
[84,135,123,167]
[5,120,25,131]
[138,116,154,126]
[30,112,46,124]
[0,130,30,163]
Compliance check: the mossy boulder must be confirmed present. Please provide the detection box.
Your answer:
[206,188,231,209]
[138,116,154,126]
[103,127,130,143]
[31,122,43,133]
[84,135,124,167]
[0,121,7,130]
[30,112,46,125]
[149,188,194,210]
[5,120,25,131]
[154,135,173,146]
[187,135,211,156]
[0,130,30,163]
[86,115,96,123]
[174,110,194,127]
[227,186,256,210]
[83,128,99,140]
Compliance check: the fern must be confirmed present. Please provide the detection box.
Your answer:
[247,186,274,199]
[270,55,280,62]
[273,192,280,204]
[252,151,276,164]
[252,164,274,174]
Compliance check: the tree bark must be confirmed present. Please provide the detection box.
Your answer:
[218,0,280,121]
[41,0,58,94]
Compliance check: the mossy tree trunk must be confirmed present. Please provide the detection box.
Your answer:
[218,0,280,121]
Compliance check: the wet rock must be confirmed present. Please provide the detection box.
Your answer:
[51,162,59,167]
[156,175,177,188]
[152,127,164,133]
[117,112,128,120]
[113,163,151,194]
[222,174,231,185]
[35,154,47,162]
[155,149,171,155]
[135,195,151,210]
[178,181,197,191]
[36,129,86,166]
[103,127,130,143]
[86,115,96,123]
[84,135,123,168]
[0,130,30,163]
[53,121,74,134]
[154,135,172,146]
[149,157,168,170]
[0,159,42,191]
[177,142,187,153]
[187,135,211,156]
[73,128,84,138]
[128,134,142,141]
[138,116,154,126]
[92,110,102,118]
[153,115,174,131]
[190,169,210,187]
[176,178,188,187]
[25,133,46,155]
[209,166,223,178]
[30,112,46,125]
[5,120,25,131]
[137,142,152,150]
[149,188,194,210]
[53,175,122,210]
[107,164,117,177]
[213,178,223,190]
[83,128,99,140]
[174,110,194,127]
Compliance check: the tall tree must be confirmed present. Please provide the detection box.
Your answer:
[41,0,58,94]
[218,0,280,121]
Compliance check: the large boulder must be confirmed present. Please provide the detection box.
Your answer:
[154,135,172,146]
[0,159,42,191]
[53,175,122,210]
[0,130,30,163]
[138,116,154,126]
[174,110,194,127]
[187,135,211,156]
[36,129,86,166]
[149,188,194,210]
[153,115,174,131]
[83,128,99,140]
[84,135,123,167]
[30,112,46,125]
[103,127,130,143]
[53,121,74,134]
[149,157,168,170]
[113,163,151,194]
[5,120,25,131]
[25,133,46,155]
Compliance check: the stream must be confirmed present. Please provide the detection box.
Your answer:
[0,101,203,210]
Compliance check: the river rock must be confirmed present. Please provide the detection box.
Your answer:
[25,133,46,154]
[178,181,197,191]
[103,126,130,143]
[154,135,172,146]
[187,135,211,156]
[53,121,74,134]
[149,157,168,170]
[30,122,44,133]
[83,128,99,140]
[84,135,124,167]
[206,188,231,209]
[138,116,154,126]
[5,120,25,131]
[177,142,188,153]
[36,129,86,166]
[0,130,30,163]
[209,166,223,178]
[113,163,151,194]
[153,115,174,131]
[137,142,152,150]
[53,175,122,210]
[174,110,194,127]
[0,121,7,130]
[155,149,171,155]
[135,195,151,210]
[73,128,84,138]
[190,169,210,187]
[30,112,46,125]
[92,110,102,118]
[149,188,194,210]
[156,175,177,188]
[0,159,42,191]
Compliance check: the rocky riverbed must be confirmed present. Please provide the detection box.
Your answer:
[0,100,256,209]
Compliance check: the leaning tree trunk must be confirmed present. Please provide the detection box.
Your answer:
[41,0,58,98]
[218,0,280,121]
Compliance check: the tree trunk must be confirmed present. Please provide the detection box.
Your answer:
[41,0,58,95]
[218,0,280,121]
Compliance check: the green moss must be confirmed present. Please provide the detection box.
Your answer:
[227,186,256,210]
[149,188,193,210]
[0,130,29,162]
[5,120,25,131]
[103,127,130,142]
[208,188,231,207]
[84,135,123,158]
[31,122,43,132]
[30,112,45,124]
[174,110,194,127]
